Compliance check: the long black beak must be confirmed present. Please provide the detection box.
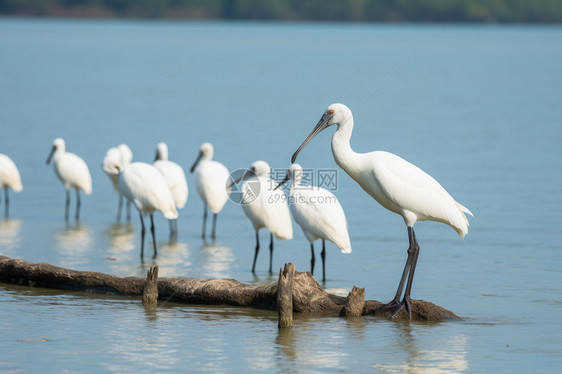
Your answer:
[190,151,203,173]
[154,149,160,162]
[227,169,255,189]
[274,172,291,191]
[46,146,56,165]
[291,114,330,163]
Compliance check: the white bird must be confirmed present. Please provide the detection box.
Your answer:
[190,142,229,240]
[115,162,178,258]
[102,144,133,222]
[234,160,293,273]
[46,138,92,223]
[276,163,351,282]
[0,154,23,218]
[153,142,188,238]
[292,103,473,318]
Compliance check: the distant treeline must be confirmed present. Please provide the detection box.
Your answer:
[1,0,562,23]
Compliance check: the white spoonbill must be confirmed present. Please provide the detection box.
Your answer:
[276,163,351,282]
[116,162,178,258]
[102,144,133,222]
[292,103,473,318]
[46,138,92,222]
[0,154,23,218]
[190,142,229,240]
[154,142,188,238]
[234,161,293,273]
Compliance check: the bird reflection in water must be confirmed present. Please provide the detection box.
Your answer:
[373,323,469,373]
[55,223,93,268]
[107,222,135,254]
[0,219,22,256]
[148,241,190,277]
[195,241,234,279]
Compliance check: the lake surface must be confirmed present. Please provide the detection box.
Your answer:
[1,19,561,372]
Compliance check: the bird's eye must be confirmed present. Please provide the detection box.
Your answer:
[328,109,334,114]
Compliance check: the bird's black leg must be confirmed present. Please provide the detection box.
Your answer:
[117,194,123,222]
[150,213,157,258]
[268,233,274,274]
[377,226,418,319]
[400,228,420,319]
[75,189,81,222]
[126,200,131,222]
[211,213,218,240]
[251,231,260,273]
[65,190,70,223]
[310,243,315,275]
[201,204,207,240]
[4,187,9,219]
[168,219,174,238]
[169,219,178,240]
[139,212,146,258]
[321,239,327,283]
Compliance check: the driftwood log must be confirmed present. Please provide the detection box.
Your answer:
[0,256,459,321]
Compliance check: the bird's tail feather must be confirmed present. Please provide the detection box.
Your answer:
[454,202,473,239]
[458,203,473,217]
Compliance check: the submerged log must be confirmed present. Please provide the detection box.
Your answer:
[0,256,460,321]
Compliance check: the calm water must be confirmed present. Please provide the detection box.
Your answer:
[1,19,561,372]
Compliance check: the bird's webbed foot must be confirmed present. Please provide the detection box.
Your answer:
[376,296,412,319]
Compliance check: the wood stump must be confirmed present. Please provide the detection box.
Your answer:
[277,263,295,328]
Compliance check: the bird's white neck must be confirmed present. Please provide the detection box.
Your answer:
[54,147,65,161]
[157,148,168,161]
[331,120,362,177]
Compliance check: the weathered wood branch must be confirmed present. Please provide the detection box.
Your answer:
[142,266,159,307]
[0,256,460,321]
[343,285,365,317]
[277,263,296,328]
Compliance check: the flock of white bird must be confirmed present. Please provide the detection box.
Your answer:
[0,103,472,318]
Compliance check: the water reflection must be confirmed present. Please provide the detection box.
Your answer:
[374,323,469,373]
[55,223,92,256]
[193,241,234,279]
[106,223,135,255]
[103,222,143,276]
[273,317,349,370]
[103,311,181,372]
[0,219,22,256]
[275,327,297,362]
[151,241,190,277]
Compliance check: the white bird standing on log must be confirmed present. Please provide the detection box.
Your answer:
[234,160,293,273]
[153,142,188,238]
[0,154,23,218]
[276,163,351,282]
[102,144,133,222]
[190,142,229,240]
[116,162,178,258]
[291,103,473,319]
[46,138,92,223]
